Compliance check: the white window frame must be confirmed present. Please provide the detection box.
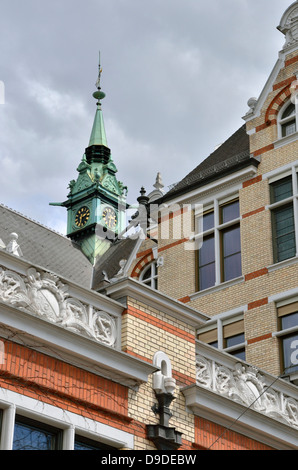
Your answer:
[195,192,242,291]
[0,389,133,450]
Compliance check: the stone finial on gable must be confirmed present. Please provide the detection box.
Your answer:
[5,233,23,257]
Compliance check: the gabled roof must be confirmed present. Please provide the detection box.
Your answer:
[163,124,258,201]
[0,204,93,288]
[92,236,140,290]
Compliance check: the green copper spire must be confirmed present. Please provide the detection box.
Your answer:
[88,52,108,148]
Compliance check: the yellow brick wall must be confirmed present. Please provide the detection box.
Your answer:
[122,296,197,449]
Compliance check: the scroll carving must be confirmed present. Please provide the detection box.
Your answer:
[196,354,298,429]
[0,265,117,347]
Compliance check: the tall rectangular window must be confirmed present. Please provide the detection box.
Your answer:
[197,198,241,291]
[270,175,296,263]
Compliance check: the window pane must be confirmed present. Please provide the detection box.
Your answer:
[282,121,296,137]
[222,225,242,281]
[282,103,295,119]
[282,333,298,374]
[221,200,239,224]
[230,348,246,361]
[199,263,215,290]
[198,235,215,290]
[223,226,241,257]
[273,205,296,262]
[223,252,242,282]
[226,333,245,349]
[281,312,298,330]
[203,211,214,231]
[271,176,293,203]
[199,235,215,266]
[13,417,60,450]
[142,265,152,281]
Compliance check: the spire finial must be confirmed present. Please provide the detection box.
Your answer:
[93,50,106,103]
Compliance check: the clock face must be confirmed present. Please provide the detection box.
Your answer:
[102,207,117,230]
[75,206,90,228]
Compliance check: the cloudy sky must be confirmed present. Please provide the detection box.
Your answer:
[0,0,292,234]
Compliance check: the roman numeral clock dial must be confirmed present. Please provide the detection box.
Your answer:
[75,206,90,228]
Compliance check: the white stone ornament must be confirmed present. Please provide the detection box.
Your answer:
[196,354,298,429]
[0,264,118,347]
[278,3,298,49]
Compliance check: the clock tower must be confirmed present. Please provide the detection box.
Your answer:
[51,55,128,265]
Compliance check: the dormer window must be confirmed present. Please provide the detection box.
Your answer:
[279,101,297,139]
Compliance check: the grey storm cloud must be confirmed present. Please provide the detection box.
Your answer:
[0,0,292,234]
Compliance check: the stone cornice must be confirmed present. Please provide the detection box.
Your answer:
[102,277,209,328]
[0,301,157,390]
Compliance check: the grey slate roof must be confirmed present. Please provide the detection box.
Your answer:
[0,204,93,288]
[163,124,258,201]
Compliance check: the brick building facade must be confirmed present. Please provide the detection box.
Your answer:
[0,2,297,452]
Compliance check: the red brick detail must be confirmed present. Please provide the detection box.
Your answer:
[194,416,274,450]
[273,76,297,91]
[253,144,274,157]
[131,251,154,278]
[256,120,276,132]
[242,207,265,219]
[0,341,200,447]
[124,306,196,344]
[242,175,262,188]
[136,247,153,259]
[248,297,268,310]
[265,84,292,123]
[159,238,189,253]
[247,333,272,345]
[178,296,191,304]
[285,55,298,67]
[245,268,268,281]
[172,369,196,387]
[122,348,153,364]
[0,338,129,421]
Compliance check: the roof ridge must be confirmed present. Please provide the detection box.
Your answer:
[0,203,67,239]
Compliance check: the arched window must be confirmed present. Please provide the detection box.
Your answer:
[278,100,297,138]
[140,261,158,289]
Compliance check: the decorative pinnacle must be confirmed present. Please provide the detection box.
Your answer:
[93,51,106,103]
